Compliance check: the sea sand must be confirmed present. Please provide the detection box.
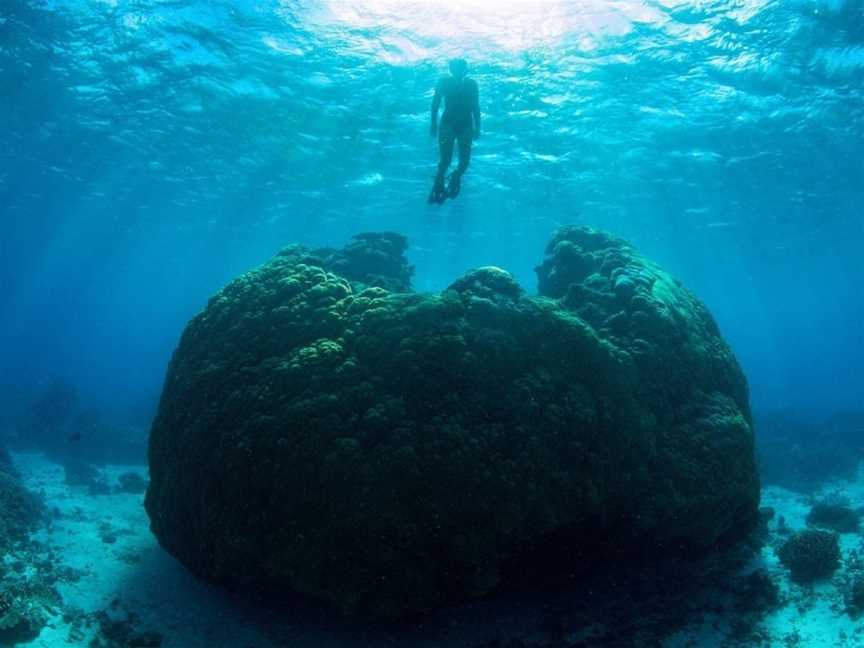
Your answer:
[10,453,864,647]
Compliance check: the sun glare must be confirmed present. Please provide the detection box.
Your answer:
[301,0,670,62]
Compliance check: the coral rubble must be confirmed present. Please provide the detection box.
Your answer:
[0,448,52,644]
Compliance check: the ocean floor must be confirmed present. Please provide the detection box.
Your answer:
[6,452,864,647]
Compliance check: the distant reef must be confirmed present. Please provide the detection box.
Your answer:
[145,227,760,619]
[13,379,148,465]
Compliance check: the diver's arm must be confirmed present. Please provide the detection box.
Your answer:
[430,79,443,136]
[472,80,481,139]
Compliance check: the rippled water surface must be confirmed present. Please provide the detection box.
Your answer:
[1,0,863,414]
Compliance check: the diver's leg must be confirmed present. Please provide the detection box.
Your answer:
[429,129,455,203]
[447,131,471,197]
[436,130,455,183]
[454,131,472,178]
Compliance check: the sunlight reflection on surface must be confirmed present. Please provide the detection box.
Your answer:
[300,0,673,62]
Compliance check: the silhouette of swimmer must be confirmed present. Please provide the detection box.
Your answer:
[428,58,480,204]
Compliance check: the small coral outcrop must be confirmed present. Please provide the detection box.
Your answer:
[778,529,841,582]
[846,576,864,618]
[146,227,759,618]
[117,472,149,495]
[806,499,860,533]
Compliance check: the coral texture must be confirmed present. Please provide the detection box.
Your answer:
[778,529,841,582]
[145,228,759,618]
[0,450,49,643]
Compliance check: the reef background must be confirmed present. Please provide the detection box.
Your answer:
[1,2,864,646]
[1,0,862,431]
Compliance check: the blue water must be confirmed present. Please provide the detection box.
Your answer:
[1,0,862,426]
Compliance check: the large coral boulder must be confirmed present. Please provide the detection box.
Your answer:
[145,228,759,618]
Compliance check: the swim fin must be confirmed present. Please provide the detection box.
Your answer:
[446,173,461,199]
[428,177,446,204]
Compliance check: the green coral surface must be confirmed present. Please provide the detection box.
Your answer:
[145,228,759,618]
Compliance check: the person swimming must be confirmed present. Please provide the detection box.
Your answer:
[428,58,481,204]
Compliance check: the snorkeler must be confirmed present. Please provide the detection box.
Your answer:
[428,58,480,204]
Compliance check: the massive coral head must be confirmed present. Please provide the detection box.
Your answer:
[146,226,759,618]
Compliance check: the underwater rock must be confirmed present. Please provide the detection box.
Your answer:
[777,529,840,583]
[145,226,759,618]
[447,266,523,301]
[93,605,164,648]
[806,499,860,533]
[117,471,149,495]
[63,459,111,495]
[846,576,864,618]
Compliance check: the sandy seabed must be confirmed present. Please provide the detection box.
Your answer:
[9,453,864,648]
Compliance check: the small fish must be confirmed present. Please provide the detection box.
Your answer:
[68,432,83,442]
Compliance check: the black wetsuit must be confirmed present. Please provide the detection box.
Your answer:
[431,75,480,193]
